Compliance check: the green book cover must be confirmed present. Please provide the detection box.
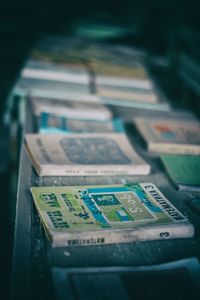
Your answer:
[30,183,193,247]
[161,154,200,191]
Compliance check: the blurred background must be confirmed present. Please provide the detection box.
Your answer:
[0,0,200,299]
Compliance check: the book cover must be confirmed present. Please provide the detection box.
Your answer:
[31,96,112,121]
[134,115,200,154]
[161,154,200,191]
[39,112,124,134]
[25,133,150,176]
[30,183,194,247]
[51,258,200,300]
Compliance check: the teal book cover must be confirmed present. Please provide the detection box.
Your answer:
[161,154,200,191]
[39,112,124,134]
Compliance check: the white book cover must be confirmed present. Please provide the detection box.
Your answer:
[22,59,90,84]
[25,133,151,176]
[30,96,112,121]
[134,114,200,154]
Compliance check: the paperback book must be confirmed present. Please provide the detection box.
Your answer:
[14,77,90,98]
[96,84,159,103]
[30,35,85,64]
[134,115,200,154]
[22,59,90,85]
[52,258,200,300]
[25,133,150,176]
[31,96,112,121]
[39,112,124,134]
[30,183,194,247]
[161,154,200,192]
[93,66,170,111]
[93,61,153,90]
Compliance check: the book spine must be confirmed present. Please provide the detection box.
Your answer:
[41,165,150,176]
[96,76,153,89]
[101,97,170,111]
[22,69,90,84]
[149,144,200,155]
[52,223,194,247]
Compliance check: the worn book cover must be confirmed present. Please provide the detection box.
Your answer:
[30,183,194,247]
[31,96,112,121]
[39,112,124,134]
[25,133,150,176]
[134,115,200,154]
[161,154,200,191]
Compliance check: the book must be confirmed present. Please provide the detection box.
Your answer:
[51,258,200,300]
[161,154,200,192]
[22,59,90,85]
[92,57,170,111]
[134,115,200,154]
[96,84,159,103]
[30,96,112,121]
[39,112,124,134]
[30,183,194,247]
[25,133,150,176]
[14,77,90,98]
[29,35,85,64]
[93,61,153,90]
[100,96,170,111]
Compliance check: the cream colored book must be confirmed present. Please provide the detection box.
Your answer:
[31,96,112,121]
[96,85,159,103]
[22,59,90,84]
[25,133,151,176]
[134,115,200,154]
[92,61,153,89]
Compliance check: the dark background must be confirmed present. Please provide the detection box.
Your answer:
[0,0,200,117]
[0,1,200,299]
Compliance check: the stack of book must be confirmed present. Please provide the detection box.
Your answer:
[133,111,200,192]
[90,51,169,111]
[12,34,198,249]
[12,36,170,111]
